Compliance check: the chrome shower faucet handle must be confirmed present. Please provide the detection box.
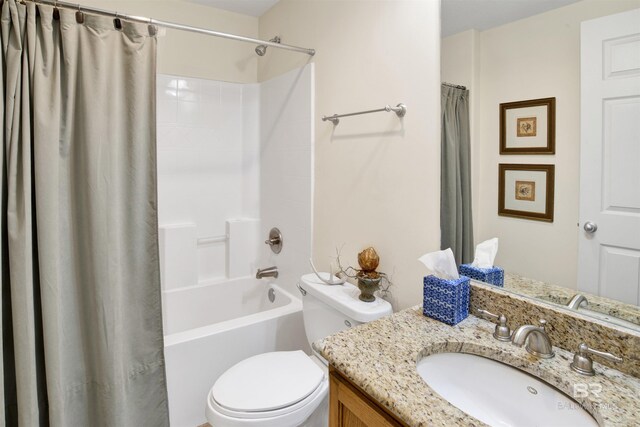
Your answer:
[264,227,283,254]
[476,309,512,342]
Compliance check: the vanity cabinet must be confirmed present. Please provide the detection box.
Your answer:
[329,367,406,427]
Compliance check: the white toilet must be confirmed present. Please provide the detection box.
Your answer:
[205,273,393,427]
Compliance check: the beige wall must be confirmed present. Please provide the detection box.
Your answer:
[443,0,640,290]
[80,0,259,82]
[259,0,442,310]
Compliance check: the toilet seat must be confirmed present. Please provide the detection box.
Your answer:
[206,351,329,427]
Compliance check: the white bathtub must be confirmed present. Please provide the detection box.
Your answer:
[163,277,309,427]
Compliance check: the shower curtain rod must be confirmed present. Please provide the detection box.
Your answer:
[21,0,316,56]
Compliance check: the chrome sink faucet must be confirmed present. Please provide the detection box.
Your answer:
[256,266,278,279]
[567,294,589,310]
[512,319,555,359]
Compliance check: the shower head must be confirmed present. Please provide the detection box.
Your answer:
[255,45,267,56]
[255,36,281,56]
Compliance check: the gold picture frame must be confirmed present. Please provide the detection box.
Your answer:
[498,164,555,222]
[500,97,555,154]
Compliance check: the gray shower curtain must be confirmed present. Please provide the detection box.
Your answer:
[441,84,474,264]
[0,1,169,425]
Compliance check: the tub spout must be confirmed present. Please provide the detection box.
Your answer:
[256,266,278,279]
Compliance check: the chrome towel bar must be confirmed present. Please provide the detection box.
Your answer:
[322,103,406,125]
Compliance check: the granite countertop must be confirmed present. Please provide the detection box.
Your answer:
[314,307,640,427]
[503,272,640,327]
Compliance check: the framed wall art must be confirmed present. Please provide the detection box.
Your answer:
[500,97,555,154]
[498,164,555,222]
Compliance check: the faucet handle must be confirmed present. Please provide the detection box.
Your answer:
[538,319,548,330]
[476,309,512,342]
[476,308,498,320]
[264,227,283,254]
[476,308,499,321]
[570,343,623,376]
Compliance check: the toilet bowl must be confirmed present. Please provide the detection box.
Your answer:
[206,351,328,427]
[205,273,392,427]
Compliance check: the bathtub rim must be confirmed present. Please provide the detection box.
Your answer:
[163,283,302,347]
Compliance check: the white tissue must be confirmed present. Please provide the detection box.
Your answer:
[471,238,499,269]
[418,248,460,280]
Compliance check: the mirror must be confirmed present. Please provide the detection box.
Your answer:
[441,0,640,331]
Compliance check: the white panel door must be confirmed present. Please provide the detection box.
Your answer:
[578,9,640,305]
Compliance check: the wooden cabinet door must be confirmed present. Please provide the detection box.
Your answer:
[329,369,404,427]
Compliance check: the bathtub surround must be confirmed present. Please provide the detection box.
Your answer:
[259,65,314,297]
[159,224,199,290]
[227,219,261,278]
[156,65,312,295]
[159,65,313,426]
[156,76,260,285]
[0,2,169,425]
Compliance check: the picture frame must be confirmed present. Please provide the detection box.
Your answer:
[498,164,555,222]
[500,97,555,154]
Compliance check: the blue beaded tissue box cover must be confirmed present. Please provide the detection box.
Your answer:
[458,264,504,287]
[422,275,470,326]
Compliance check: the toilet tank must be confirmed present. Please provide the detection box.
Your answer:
[298,273,393,346]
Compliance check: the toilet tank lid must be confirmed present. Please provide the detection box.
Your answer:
[300,273,393,322]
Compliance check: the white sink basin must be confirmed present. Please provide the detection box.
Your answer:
[417,352,598,427]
